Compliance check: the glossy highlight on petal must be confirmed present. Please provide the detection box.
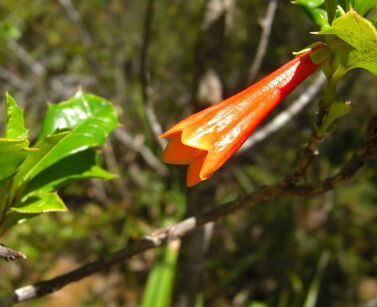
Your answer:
[161,44,329,186]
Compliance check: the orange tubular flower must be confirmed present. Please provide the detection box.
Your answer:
[161,44,329,186]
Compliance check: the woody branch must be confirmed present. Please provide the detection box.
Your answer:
[0,111,376,307]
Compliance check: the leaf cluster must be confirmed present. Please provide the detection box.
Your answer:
[0,92,118,235]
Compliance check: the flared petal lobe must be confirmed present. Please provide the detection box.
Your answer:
[161,44,329,186]
[163,132,206,165]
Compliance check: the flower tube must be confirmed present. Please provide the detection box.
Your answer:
[161,44,329,186]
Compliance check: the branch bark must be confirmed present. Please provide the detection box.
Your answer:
[173,186,215,307]
[57,0,99,76]
[113,128,169,176]
[173,1,232,305]
[140,0,166,149]
[7,40,46,77]
[1,110,376,305]
[0,245,26,262]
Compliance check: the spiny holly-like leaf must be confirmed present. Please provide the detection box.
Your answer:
[10,191,67,214]
[13,132,67,191]
[14,92,118,189]
[24,149,116,194]
[319,9,377,75]
[0,91,119,235]
[0,139,28,181]
[4,94,28,140]
[1,191,67,234]
[38,91,118,142]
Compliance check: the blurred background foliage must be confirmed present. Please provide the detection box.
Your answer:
[0,0,376,306]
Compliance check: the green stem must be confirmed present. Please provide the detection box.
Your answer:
[0,180,13,234]
[316,69,342,137]
[285,68,343,185]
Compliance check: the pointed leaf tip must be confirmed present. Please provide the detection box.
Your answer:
[4,94,29,141]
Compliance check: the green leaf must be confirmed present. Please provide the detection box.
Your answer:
[303,251,331,307]
[0,139,28,181]
[372,12,377,24]
[38,91,118,142]
[14,92,118,187]
[296,0,324,8]
[141,244,178,307]
[1,191,67,235]
[325,0,337,22]
[338,0,352,11]
[0,91,119,234]
[2,191,67,234]
[4,94,28,140]
[25,149,116,194]
[10,191,67,214]
[317,101,352,135]
[295,0,330,27]
[0,22,22,41]
[319,9,377,75]
[13,132,67,190]
[351,0,377,16]
[309,8,330,27]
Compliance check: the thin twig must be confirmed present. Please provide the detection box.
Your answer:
[7,41,46,76]
[284,74,340,186]
[140,0,167,149]
[114,51,127,105]
[0,245,26,262]
[238,73,326,153]
[57,0,93,46]
[0,186,355,305]
[113,128,169,176]
[247,0,278,83]
[146,102,166,148]
[1,112,376,306]
[362,299,377,307]
[0,68,32,92]
[0,187,279,307]
[5,41,68,99]
[57,0,100,73]
[173,1,232,305]
[288,112,377,195]
[0,187,355,304]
